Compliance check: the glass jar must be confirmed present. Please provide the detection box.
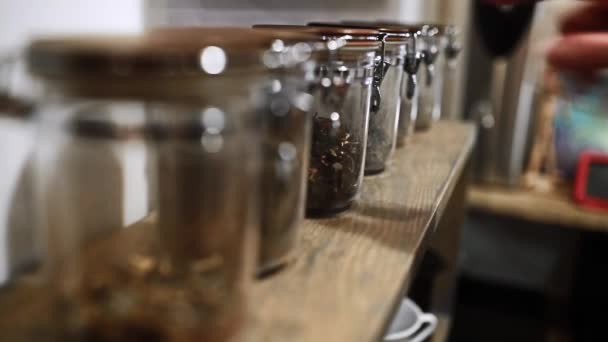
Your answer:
[439,25,462,121]
[9,29,313,341]
[252,48,317,276]
[416,25,442,131]
[311,23,407,174]
[308,46,377,211]
[256,25,379,215]
[377,25,421,148]
[396,33,421,148]
[415,24,461,130]
[341,22,422,149]
[364,36,405,173]
[161,29,316,278]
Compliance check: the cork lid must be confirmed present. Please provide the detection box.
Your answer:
[27,27,316,80]
[253,24,381,48]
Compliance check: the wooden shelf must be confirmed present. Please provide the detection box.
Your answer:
[468,184,608,233]
[1,121,476,342]
[243,121,476,342]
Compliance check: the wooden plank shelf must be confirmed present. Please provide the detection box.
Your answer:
[0,121,476,342]
[242,121,476,342]
[468,184,608,233]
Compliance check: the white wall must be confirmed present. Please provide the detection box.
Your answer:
[0,0,143,51]
[0,0,145,284]
[0,118,33,284]
[146,0,424,27]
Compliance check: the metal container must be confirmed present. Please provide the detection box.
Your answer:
[465,1,537,186]
[10,28,313,341]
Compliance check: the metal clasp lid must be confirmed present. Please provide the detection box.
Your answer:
[444,26,462,66]
[371,34,389,113]
[403,37,421,100]
[421,26,440,87]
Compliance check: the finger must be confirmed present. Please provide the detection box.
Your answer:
[561,2,608,34]
[547,32,608,71]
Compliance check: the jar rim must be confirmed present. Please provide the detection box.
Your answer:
[312,22,418,38]
[374,21,456,36]
[253,25,382,49]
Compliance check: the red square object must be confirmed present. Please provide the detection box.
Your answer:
[574,151,608,211]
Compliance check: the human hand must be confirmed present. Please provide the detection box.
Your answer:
[548,0,608,72]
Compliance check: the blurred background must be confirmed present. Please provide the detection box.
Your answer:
[2,1,608,341]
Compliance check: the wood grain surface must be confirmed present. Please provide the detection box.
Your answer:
[242,121,476,342]
[468,184,608,233]
[0,121,476,342]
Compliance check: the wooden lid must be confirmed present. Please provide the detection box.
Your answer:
[149,27,319,49]
[27,27,316,80]
[253,24,381,48]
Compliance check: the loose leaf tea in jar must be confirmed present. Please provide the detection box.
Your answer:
[304,28,378,214]
[255,25,378,215]
[310,22,408,174]
[307,112,364,211]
